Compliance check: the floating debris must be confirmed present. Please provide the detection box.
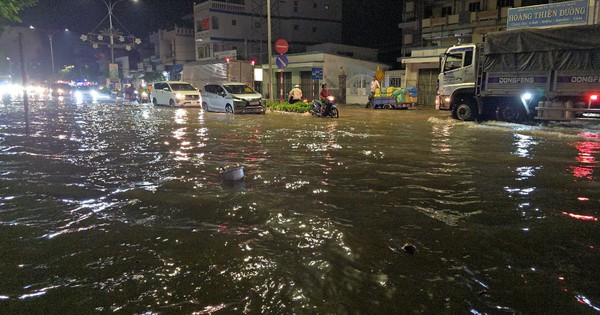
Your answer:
[401,243,417,254]
[220,166,244,181]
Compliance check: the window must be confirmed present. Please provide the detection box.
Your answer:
[255,22,260,28]
[464,51,473,67]
[312,27,317,33]
[197,18,210,32]
[497,0,514,7]
[197,44,211,59]
[232,19,237,26]
[468,2,481,12]
[403,33,413,45]
[313,2,317,8]
[441,6,452,17]
[405,1,414,13]
[444,49,474,72]
[444,52,464,72]
[212,16,219,30]
[294,24,299,31]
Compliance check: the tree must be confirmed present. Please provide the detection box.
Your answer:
[0,0,37,28]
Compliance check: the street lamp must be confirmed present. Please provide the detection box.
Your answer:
[29,26,69,74]
[6,57,12,79]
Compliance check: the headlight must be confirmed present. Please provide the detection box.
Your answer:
[327,95,335,102]
[176,93,185,100]
[91,90,99,99]
[141,92,148,97]
[75,91,83,98]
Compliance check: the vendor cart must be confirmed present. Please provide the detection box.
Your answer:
[370,87,417,110]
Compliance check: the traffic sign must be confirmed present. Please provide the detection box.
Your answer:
[276,55,288,69]
[275,39,289,55]
[375,67,385,83]
[311,67,323,80]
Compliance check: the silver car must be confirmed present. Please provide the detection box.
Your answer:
[151,81,201,107]
[202,82,264,114]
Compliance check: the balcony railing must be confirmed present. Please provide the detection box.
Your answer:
[422,8,503,30]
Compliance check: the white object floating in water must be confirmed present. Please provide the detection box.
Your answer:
[220,166,244,181]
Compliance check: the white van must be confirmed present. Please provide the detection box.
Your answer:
[151,81,201,107]
[202,82,264,114]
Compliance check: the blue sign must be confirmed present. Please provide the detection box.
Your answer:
[311,67,323,80]
[507,0,588,30]
[276,55,288,69]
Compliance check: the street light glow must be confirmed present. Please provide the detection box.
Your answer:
[29,25,69,74]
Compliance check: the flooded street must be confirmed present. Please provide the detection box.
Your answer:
[1,102,600,313]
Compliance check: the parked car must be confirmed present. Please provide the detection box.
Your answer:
[150,81,201,107]
[202,82,264,114]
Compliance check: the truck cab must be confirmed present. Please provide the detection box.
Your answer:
[436,44,477,111]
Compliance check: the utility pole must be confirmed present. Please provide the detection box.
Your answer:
[267,0,273,101]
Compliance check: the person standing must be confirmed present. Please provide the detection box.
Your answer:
[368,75,381,108]
[288,84,302,104]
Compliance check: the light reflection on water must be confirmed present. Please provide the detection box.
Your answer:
[1,103,600,313]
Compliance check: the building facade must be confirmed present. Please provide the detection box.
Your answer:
[148,22,196,80]
[192,0,343,63]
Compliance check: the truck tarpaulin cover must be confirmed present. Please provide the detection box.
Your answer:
[483,25,600,72]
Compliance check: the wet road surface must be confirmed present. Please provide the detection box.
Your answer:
[1,101,600,313]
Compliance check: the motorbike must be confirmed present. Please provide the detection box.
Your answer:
[310,95,339,118]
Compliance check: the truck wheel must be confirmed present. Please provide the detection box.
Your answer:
[496,105,524,123]
[454,102,477,121]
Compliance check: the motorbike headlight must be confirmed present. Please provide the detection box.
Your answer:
[327,96,335,101]
[91,90,99,99]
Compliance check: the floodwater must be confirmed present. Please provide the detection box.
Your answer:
[1,101,599,314]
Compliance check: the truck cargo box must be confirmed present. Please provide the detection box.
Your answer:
[483,24,600,72]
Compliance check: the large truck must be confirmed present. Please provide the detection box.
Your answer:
[436,24,600,122]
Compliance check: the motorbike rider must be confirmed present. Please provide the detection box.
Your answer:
[319,83,332,116]
[125,84,136,101]
[288,84,302,104]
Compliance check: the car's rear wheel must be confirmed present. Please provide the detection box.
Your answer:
[225,104,234,114]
